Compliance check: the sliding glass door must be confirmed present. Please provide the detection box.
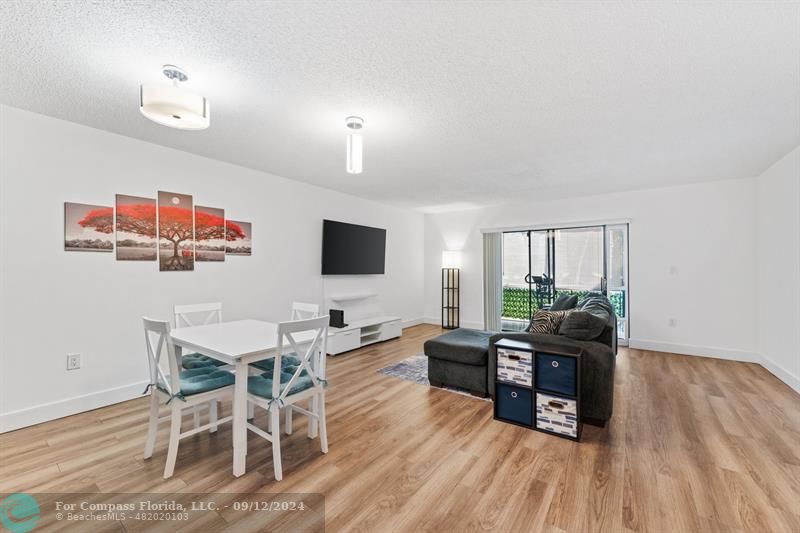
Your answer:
[605,224,629,343]
[500,223,629,344]
[553,226,605,295]
[501,232,531,331]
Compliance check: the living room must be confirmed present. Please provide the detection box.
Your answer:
[1,2,798,532]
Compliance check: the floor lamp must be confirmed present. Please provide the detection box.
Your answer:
[442,251,461,329]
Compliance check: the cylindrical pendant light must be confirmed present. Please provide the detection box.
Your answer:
[140,65,210,130]
[346,116,364,174]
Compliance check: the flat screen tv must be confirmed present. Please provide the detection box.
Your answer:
[322,219,386,275]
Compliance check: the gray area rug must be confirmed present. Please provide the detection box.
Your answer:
[377,354,490,401]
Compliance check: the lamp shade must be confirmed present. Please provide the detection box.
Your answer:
[139,82,210,130]
[346,132,363,174]
[442,250,461,269]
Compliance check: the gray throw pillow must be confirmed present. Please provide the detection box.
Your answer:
[578,297,613,323]
[550,294,578,311]
[559,310,607,340]
[528,310,572,334]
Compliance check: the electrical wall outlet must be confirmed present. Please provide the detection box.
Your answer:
[67,353,81,370]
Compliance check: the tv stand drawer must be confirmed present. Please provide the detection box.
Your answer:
[379,319,402,341]
[328,330,359,354]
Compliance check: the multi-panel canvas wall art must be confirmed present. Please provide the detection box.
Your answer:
[64,202,114,252]
[195,205,226,262]
[115,194,157,261]
[226,220,252,255]
[65,192,253,268]
[158,191,195,271]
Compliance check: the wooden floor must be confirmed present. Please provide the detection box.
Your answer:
[2,324,799,532]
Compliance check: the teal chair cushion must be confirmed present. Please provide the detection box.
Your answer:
[247,368,314,399]
[182,353,227,369]
[250,353,302,373]
[179,367,234,396]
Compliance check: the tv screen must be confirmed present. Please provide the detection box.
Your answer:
[322,220,386,275]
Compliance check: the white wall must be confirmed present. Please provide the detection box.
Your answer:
[0,105,425,431]
[756,146,800,392]
[424,178,760,360]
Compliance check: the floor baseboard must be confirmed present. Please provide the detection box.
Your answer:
[0,380,148,433]
[759,354,800,394]
[628,338,759,362]
[422,317,484,330]
[5,332,794,433]
[629,338,799,393]
[401,317,424,329]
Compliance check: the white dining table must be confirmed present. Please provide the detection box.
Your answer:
[170,319,318,477]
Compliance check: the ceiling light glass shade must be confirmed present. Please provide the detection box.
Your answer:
[139,82,210,130]
[346,133,363,174]
[442,250,462,269]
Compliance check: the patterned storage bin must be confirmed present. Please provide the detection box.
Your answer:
[496,347,533,387]
[535,392,578,438]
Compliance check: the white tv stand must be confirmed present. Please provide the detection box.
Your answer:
[327,315,402,355]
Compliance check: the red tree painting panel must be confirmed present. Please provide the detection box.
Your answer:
[115,194,157,261]
[65,202,113,252]
[195,206,226,262]
[158,191,195,271]
[226,220,251,255]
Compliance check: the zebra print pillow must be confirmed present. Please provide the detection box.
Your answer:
[528,310,572,334]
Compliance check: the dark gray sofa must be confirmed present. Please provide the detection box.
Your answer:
[424,293,617,426]
[489,293,617,426]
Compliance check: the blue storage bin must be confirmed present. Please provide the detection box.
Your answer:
[496,383,533,426]
[535,353,577,396]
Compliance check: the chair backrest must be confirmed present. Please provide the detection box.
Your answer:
[291,301,320,320]
[142,317,181,396]
[174,302,222,328]
[272,315,329,404]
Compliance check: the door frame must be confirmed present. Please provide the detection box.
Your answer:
[499,221,630,345]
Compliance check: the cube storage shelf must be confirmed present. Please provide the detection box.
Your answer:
[493,338,583,441]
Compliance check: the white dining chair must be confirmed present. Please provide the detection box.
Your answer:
[174,301,223,325]
[286,301,321,435]
[244,303,321,423]
[141,317,234,479]
[291,301,320,320]
[250,301,322,427]
[246,315,329,481]
[174,302,227,427]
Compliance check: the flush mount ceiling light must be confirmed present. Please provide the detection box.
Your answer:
[139,65,210,130]
[345,116,363,174]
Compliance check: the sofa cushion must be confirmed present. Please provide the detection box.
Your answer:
[424,328,493,366]
[559,310,607,341]
[181,353,227,369]
[577,294,614,323]
[179,367,235,396]
[550,294,578,311]
[248,368,314,399]
[528,310,571,334]
[250,353,302,373]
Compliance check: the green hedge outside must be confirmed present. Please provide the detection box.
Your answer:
[502,287,625,320]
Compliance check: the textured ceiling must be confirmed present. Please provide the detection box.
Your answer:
[1,1,798,210]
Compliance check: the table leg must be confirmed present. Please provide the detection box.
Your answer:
[233,361,248,477]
